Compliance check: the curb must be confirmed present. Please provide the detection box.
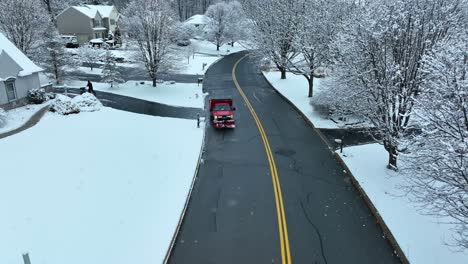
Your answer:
[163,120,206,264]
[261,71,409,264]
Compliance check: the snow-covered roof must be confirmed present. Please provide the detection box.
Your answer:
[184,14,210,25]
[72,6,98,18]
[0,33,43,77]
[85,5,115,18]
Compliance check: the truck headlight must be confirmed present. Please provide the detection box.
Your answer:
[228,115,234,119]
[214,115,218,119]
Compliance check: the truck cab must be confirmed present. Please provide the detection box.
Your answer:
[210,98,236,128]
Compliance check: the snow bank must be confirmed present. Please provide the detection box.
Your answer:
[339,144,468,264]
[66,80,204,109]
[0,107,203,264]
[263,71,339,129]
[50,94,80,115]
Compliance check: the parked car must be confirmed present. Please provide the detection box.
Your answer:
[89,38,109,49]
[60,35,79,48]
[176,39,191,46]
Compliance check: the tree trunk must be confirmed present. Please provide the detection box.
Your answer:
[387,145,398,170]
[307,75,314,97]
[280,68,286,79]
[216,43,220,51]
[152,78,157,87]
[231,41,234,47]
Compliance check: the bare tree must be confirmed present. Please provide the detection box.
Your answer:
[102,50,125,88]
[0,0,50,56]
[123,0,175,87]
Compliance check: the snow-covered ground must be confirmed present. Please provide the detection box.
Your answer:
[339,144,467,264]
[190,39,246,56]
[75,66,103,75]
[65,80,205,109]
[0,103,48,134]
[263,71,340,129]
[0,107,203,264]
[174,53,221,75]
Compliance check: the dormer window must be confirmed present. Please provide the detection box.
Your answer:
[93,18,101,27]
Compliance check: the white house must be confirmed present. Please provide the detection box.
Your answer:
[0,33,43,109]
[184,14,210,31]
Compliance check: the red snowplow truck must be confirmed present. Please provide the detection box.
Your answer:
[210,98,236,128]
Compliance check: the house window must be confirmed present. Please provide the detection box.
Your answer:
[110,19,116,25]
[95,32,101,38]
[5,80,17,102]
[93,19,102,27]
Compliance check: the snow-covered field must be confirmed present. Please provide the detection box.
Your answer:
[339,144,467,264]
[190,39,246,56]
[263,71,339,129]
[174,53,221,75]
[66,80,205,109]
[0,107,203,264]
[0,103,48,134]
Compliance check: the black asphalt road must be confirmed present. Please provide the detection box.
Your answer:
[168,52,400,264]
[52,87,201,120]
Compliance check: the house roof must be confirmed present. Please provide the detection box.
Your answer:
[72,6,99,18]
[85,5,115,18]
[184,14,210,25]
[0,33,43,77]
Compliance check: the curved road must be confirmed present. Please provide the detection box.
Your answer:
[168,52,400,264]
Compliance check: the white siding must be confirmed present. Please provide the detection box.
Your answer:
[0,82,5,105]
[0,73,40,105]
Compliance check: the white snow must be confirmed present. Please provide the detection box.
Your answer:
[0,33,43,77]
[184,14,210,26]
[339,144,468,264]
[174,53,221,75]
[75,66,103,75]
[72,6,98,18]
[85,5,114,18]
[66,80,205,109]
[263,71,339,128]
[0,103,48,134]
[0,107,203,264]
[190,39,246,56]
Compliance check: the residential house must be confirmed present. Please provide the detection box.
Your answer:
[184,14,210,31]
[56,5,120,44]
[0,33,43,109]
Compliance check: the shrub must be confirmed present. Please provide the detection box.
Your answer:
[50,94,80,115]
[72,92,103,112]
[0,107,7,128]
[28,88,55,104]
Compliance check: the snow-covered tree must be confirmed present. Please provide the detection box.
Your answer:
[78,47,102,71]
[123,0,175,87]
[0,0,50,55]
[244,0,301,79]
[102,50,125,88]
[402,32,468,249]
[327,0,465,169]
[205,1,243,51]
[41,0,81,25]
[286,0,347,97]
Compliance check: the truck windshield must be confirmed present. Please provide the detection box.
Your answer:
[214,104,231,111]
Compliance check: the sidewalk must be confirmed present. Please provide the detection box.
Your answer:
[0,105,49,139]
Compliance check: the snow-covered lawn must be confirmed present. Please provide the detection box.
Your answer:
[263,71,340,129]
[190,39,246,56]
[0,103,48,134]
[66,80,205,109]
[174,53,221,75]
[339,144,467,264]
[0,107,203,264]
[76,66,103,75]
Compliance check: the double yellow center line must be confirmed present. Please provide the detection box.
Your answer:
[232,55,292,264]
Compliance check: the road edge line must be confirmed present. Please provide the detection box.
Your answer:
[261,71,409,264]
[163,113,207,264]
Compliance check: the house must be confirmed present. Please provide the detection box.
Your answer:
[184,14,210,31]
[0,33,43,109]
[56,5,120,44]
